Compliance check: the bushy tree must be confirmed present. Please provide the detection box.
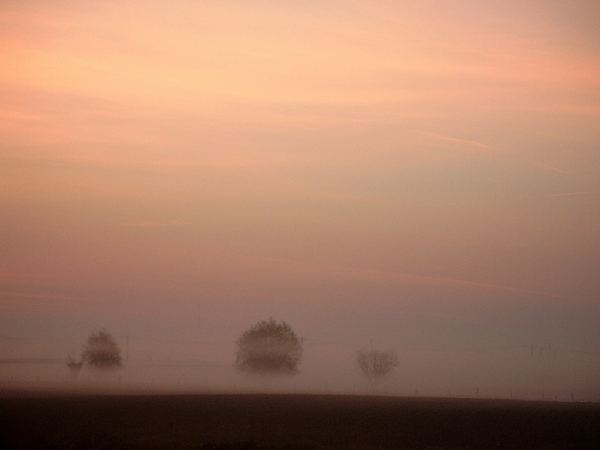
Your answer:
[355,348,398,382]
[82,329,122,368]
[235,319,303,373]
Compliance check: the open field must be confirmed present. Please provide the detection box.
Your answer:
[1,391,598,449]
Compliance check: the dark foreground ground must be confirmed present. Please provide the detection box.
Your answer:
[1,391,598,450]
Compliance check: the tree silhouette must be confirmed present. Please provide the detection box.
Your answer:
[235,319,303,373]
[82,329,122,368]
[355,348,398,382]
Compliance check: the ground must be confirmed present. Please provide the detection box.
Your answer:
[0,391,598,449]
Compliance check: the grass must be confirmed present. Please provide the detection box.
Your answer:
[0,391,598,449]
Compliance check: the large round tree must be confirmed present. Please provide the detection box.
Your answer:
[235,319,303,373]
[82,329,122,368]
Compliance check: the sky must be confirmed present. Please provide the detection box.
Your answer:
[1,1,599,398]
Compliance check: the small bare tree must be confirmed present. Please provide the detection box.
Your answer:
[66,352,83,372]
[82,329,122,369]
[355,348,398,382]
[236,319,303,373]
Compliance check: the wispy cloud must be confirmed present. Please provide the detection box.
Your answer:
[214,251,569,302]
[117,220,192,228]
[0,291,80,301]
[547,190,599,197]
[530,161,572,175]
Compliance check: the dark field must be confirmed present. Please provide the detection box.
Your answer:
[1,392,598,450]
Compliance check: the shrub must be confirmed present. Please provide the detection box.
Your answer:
[82,329,122,368]
[355,348,398,381]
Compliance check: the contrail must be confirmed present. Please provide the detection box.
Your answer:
[415,130,491,150]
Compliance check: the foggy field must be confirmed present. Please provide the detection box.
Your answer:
[2,341,598,402]
[1,392,598,450]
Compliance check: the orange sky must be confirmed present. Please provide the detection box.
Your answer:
[1,1,599,378]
